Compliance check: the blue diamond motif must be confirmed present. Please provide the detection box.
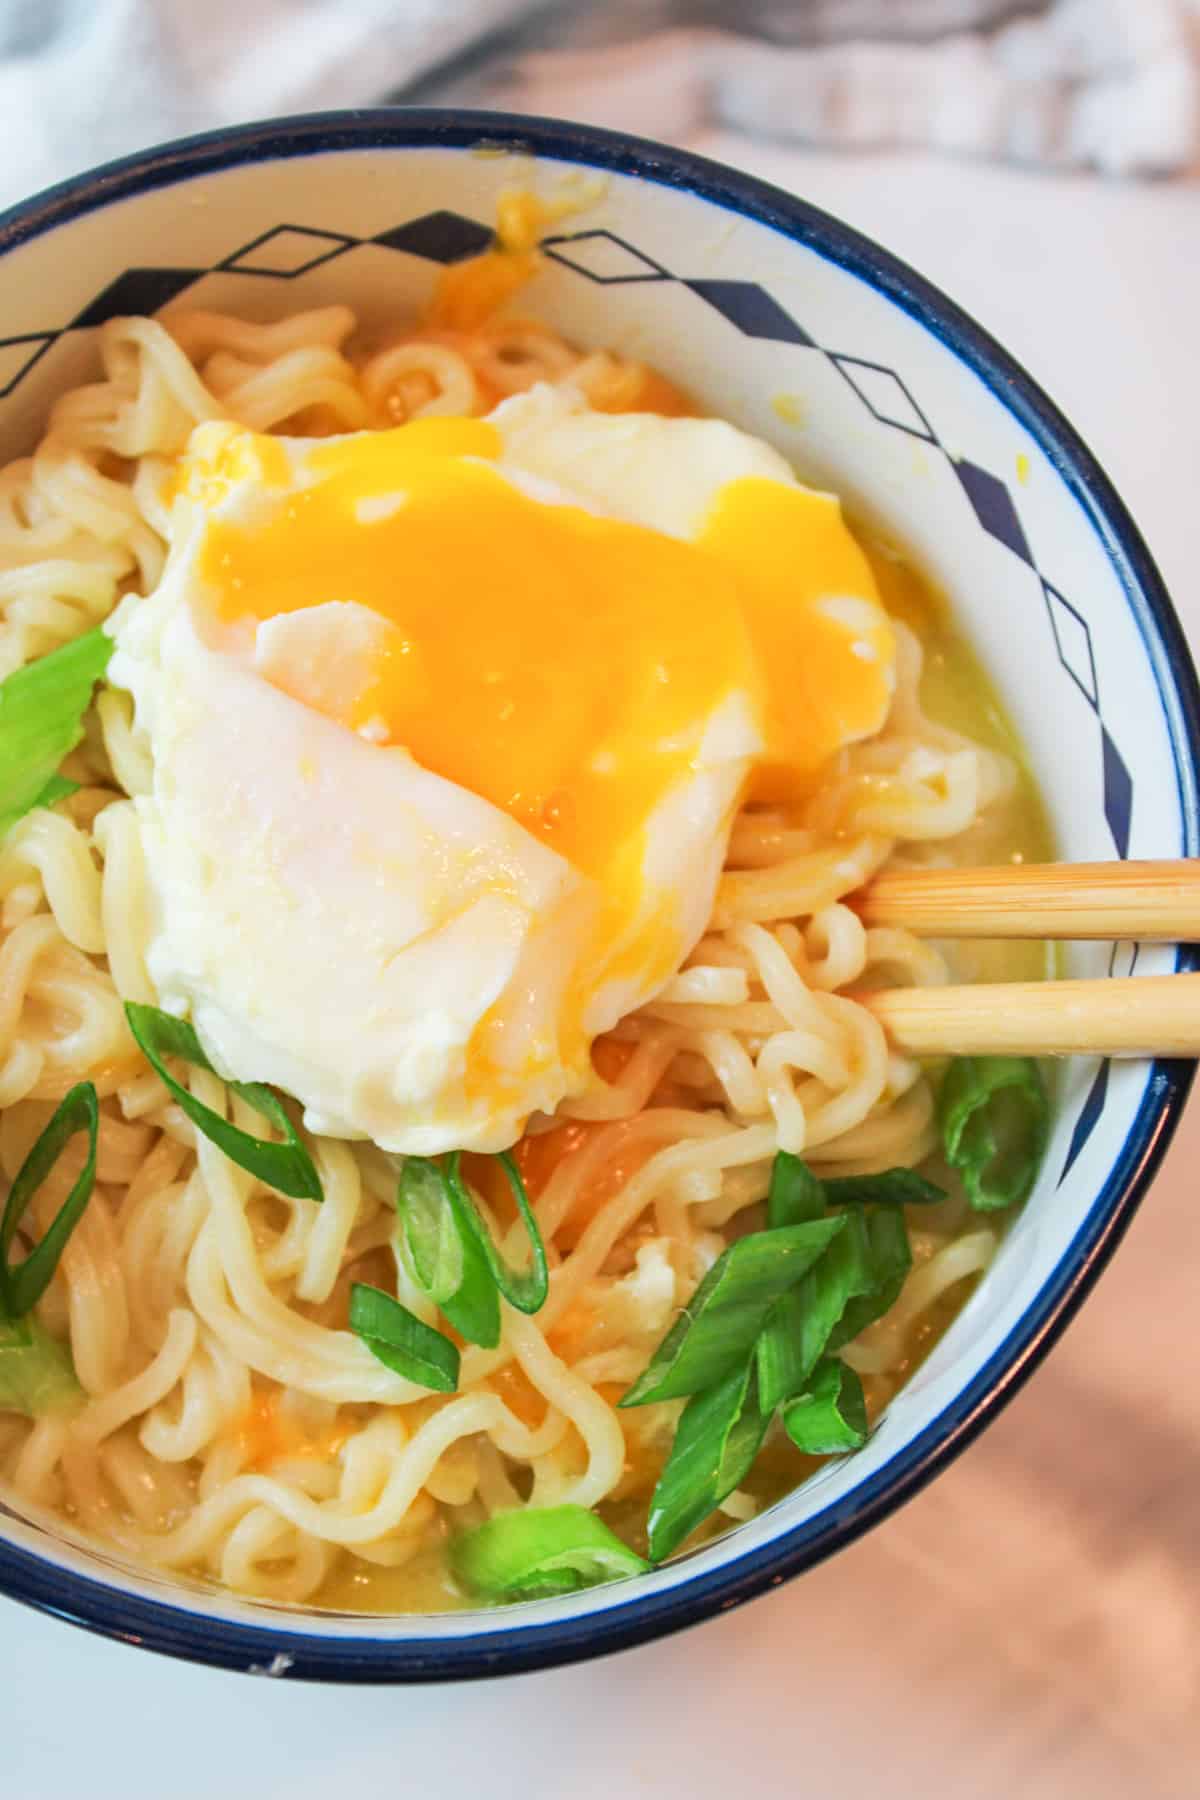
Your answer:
[830,355,938,443]
[954,459,1033,564]
[685,280,813,345]
[1058,1060,1109,1184]
[1101,726,1133,855]
[70,269,204,329]
[1109,940,1139,979]
[0,332,58,396]
[1042,579,1098,708]
[220,225,357,278]
[541,232,672,283]
[373,212,493,263]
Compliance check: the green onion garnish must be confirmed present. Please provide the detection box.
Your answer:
[125,1003,323,1203]
[618,1216,847,1409]
[397,1157,465,1305]
[31,774,80,812]
[395,1152,543,1344]
[752,1286,810,1418]
[823,1168,947,1208]
[938,1054,1048,1211]
[0,1084,97,1415]
[439,1211,503,1348]
[348,1282,460,1392]
[451,1503,648,1601]
[446,1151,548,1316]
[397,1155,501,1348]
[825,1203,912,1351]
[766,1148,826,1226]
[645,1358,770,1562]
[0,629,112,836]
[755,1207,875,1413]
[782,1357,868,1455]
[0,1081,98,1319]
[626,1153,926,1554]
[0,1317,82,1417]
[397,1153,544,1347]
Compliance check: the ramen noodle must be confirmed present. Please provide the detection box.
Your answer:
[0,229,1051,1611]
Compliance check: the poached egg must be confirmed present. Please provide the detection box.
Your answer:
[107,387,895,1153]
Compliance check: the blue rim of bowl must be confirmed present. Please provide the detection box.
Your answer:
[0,109,1196,1682]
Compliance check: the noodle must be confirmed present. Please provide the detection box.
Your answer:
[0,302,1046,1607]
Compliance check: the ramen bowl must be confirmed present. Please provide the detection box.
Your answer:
[0,110,1195,1681]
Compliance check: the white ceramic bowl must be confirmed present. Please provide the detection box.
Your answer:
[0,110,1195,1682]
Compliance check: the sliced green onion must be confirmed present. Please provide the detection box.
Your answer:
[753,1286,811,1418]
[0,628,112,836]
[755,1208,874,1413]
[397,1157,464,1305]
[646,1359,770,1562]
[782,1358,868,1455]
[397,1154,500,1348]
[823,1168,947,1209]
[451,1503,648,1601]
[938,1055,1049,1212]
[766,1150,825,1227]
[501,1567,581,1597]
[348,1283,460,1392]
[446,1151,548,1316]
[619,1216,846,1409]
[32,774,80,811]
[439,1213,502,1348]
[0,1317,82,1417]
[125,1003,322,1203]
[0,1082,98,1319]
[826,1205,912,1351]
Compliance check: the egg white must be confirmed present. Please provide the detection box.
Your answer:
[105,392,781,1152]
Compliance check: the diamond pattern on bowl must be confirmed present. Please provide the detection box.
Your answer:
[0,202,1136,880]
[372,211,493,263]
[219,226,357,278]
[1109,940,1140,979]
[685,278,814,344]
[69,268,206,329]
[0,332,58,397]
[1058,1060,1111,1183]
[1101,725,1134,856]
[1043,579,1099,708]
[541,231,672,283]
[953,457,1034,565]
[829,355,939,444]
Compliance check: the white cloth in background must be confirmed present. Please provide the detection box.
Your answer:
[507,0,1200,177]
[0,0,1195,211]
[715,0,1200,175]
[0,0,536,205]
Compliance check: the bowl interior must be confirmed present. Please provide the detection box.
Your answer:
[0,115,1194,1677]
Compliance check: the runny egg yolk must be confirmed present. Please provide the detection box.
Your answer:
[186,417,893,907]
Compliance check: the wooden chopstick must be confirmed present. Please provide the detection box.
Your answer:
[858,860,1200,942]
[864,973,1200,1058]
